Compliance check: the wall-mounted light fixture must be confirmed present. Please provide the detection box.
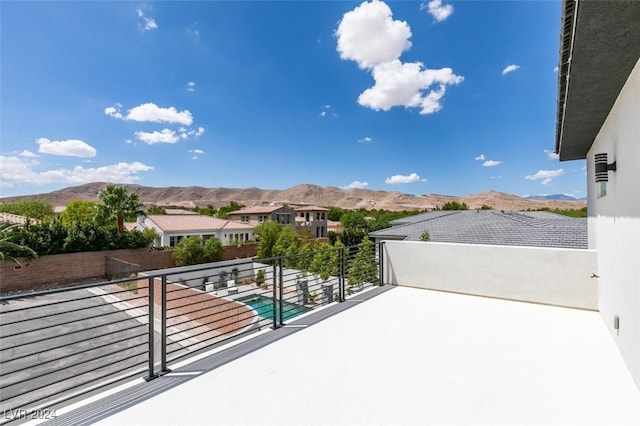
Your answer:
[594,153,616,182]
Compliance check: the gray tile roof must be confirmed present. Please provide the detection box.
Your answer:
[370,210,587,249]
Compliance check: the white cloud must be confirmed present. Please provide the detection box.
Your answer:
[187,81,196,92]
[37,138,97,158]
[385,172,424,184]
[482,160,503,167]
[193,127,205,137]
[475,154,486,161]
[137,8,158,32]
[358,136,373,143]
[525,168,564,185]
[336,0,412,70]
[544,149,559,160]
[190,149,204,154]
[19,150,38,158]
[337,1,462,115]
[358,60,463,114]
[421,0,453,22]
[502,64,520,75]
[343,180,369,190]
[134,129,181,144]
[104,106,123,119]
[106,103,193,126]
[553,66,559,73]
[320,111,327,117]
[0,155,152,188]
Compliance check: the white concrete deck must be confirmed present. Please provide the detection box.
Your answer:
[97,286,640,425]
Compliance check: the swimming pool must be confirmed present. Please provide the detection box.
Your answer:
[238,295,310,321]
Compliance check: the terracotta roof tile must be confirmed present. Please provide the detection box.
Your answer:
[146,215,252,232]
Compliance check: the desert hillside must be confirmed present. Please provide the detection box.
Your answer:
[0,183,587,212]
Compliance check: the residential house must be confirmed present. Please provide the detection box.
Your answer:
[0,212,37,226]
[135,214,255,248]
[227,205,295,227]
[555,0,640,387]
[294,206,328,238]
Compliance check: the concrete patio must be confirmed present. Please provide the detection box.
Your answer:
[45,285,640,425]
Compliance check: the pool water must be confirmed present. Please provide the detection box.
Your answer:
[239,295,310,321]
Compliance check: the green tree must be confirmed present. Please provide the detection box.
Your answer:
[327,206,345,221]
[60,200,100,226]
[255,221,283,259]
[255,269,266,287]
[340,211,368,233]
[347,236,378,287]
[440,201,468,210]
[297,241,313,274]
[146,205,167,215]
[217,201,245,219]
[480,204,493,210]
[203,237,223,262]
[172,236,205,266]
[273,226,299,267]
[419,231,430,241]
[309,241,339,281]
[0,200,54,220]
[0,223,38,265]
[96,185,141,233]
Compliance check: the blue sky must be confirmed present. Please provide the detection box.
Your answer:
[1,0,586,198]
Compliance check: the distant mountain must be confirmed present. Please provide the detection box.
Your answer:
[0,184,588,212]
[524,194,585,201]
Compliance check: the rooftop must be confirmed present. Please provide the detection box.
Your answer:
[370,210,587,249]
[227,205,289,215]
[145,214,253,232]
[50,286,640,425]
[555,0,640,160]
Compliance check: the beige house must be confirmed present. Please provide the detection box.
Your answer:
[294,206,328,238]
[135,214,254,248]
[227,205,295,227]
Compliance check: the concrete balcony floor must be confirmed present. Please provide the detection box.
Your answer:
[52,286,640,425]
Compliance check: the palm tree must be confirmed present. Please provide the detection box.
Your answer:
[0,222,37,266]
[97,185,141,234]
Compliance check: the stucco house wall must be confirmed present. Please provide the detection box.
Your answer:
[586,58,640,385]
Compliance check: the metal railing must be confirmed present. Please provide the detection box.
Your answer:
[0,242,383,422]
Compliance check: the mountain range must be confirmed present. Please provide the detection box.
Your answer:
[0,183,588,212]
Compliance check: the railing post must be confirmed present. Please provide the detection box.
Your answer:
[339,246,345,302]
[271,261,278,330]
[145,276,158,381]
[160,274,170,375]
[378,242,384,286]
[278,258,284,326]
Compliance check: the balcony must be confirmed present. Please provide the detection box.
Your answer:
[1,241,639,424]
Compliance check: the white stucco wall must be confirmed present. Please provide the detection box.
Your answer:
[382,241,598,310]
[587,57,640,388]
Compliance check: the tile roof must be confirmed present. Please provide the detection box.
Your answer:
[146,215,253,233]
[370,210,587,249]
[294,206,328,212]
[227,205,287,215]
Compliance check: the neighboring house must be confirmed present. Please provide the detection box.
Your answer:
[0,213,38,226]
[227,205,295,227]
[326,220,342,234]
[294,206,328,238]
[369,210,587,249]
[556,0,640,387]
[135,214,255,248]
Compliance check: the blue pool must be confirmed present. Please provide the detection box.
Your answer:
[238,295,310,321]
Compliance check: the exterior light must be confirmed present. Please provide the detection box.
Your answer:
[594,153,616,183]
